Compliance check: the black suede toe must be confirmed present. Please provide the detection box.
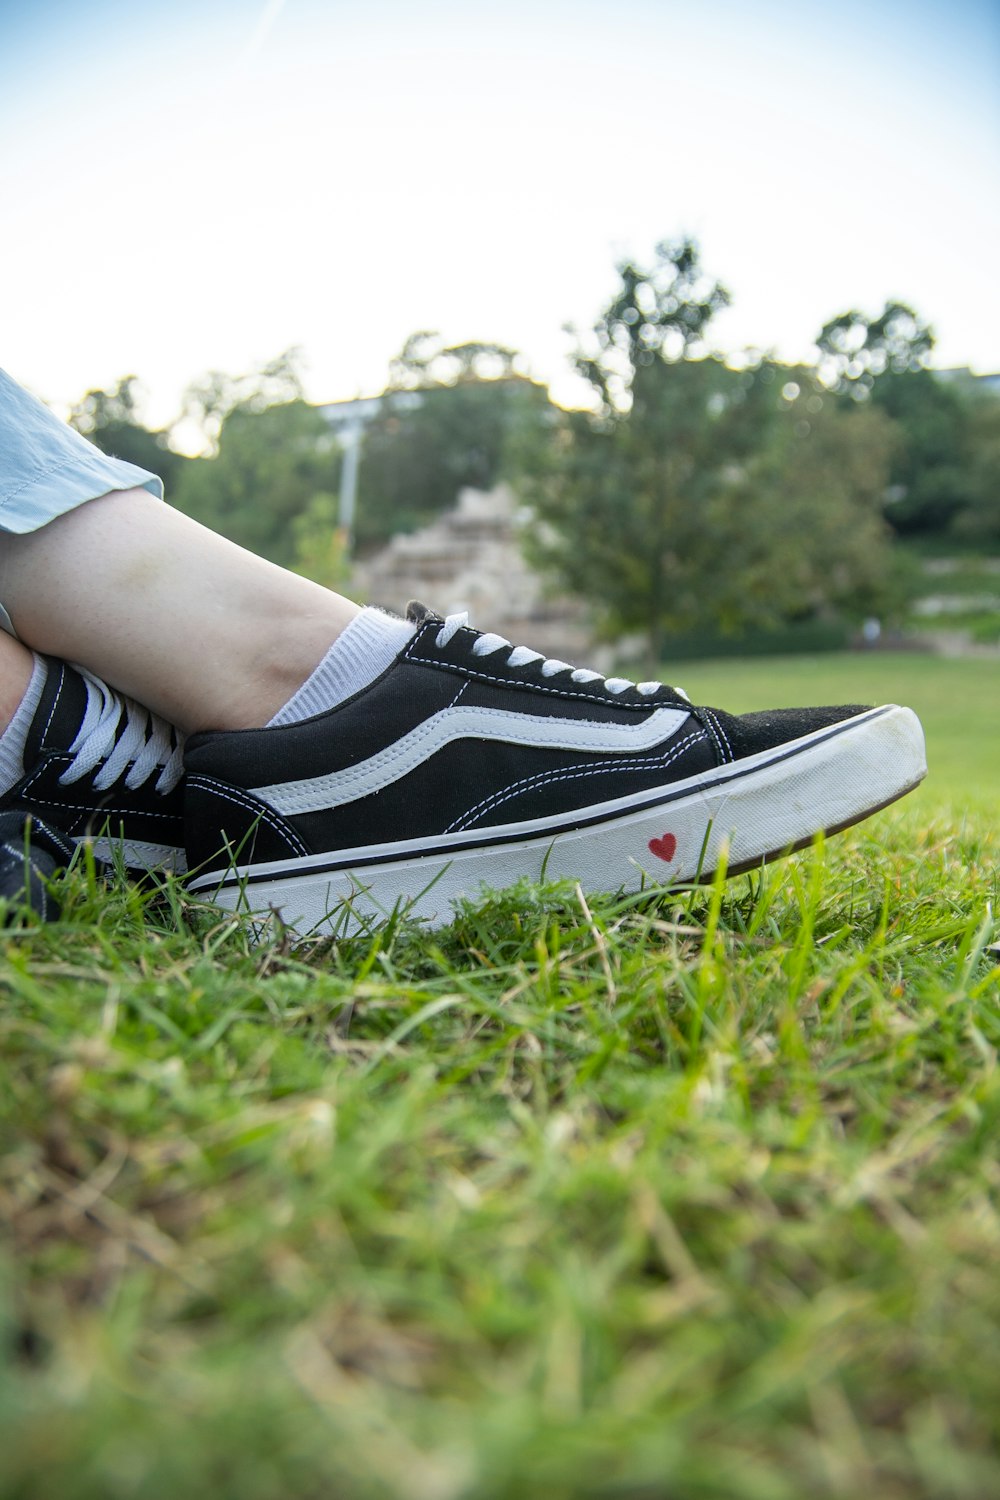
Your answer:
[704,705,872,763]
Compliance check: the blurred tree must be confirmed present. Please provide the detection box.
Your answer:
[387,333,525,389]
[575,236,731,411]
[707,394,900,630]
[172,368,340,570]
[181,349,308,455]
[525,242,897,655]
[355,334,552,547]
[813,304,994,539]
[524,358,776,653]
[950,393,1000,543]
[870,369,976,535]
[69,375,188,494]
[815,301,934,399]
[290,493,352,591]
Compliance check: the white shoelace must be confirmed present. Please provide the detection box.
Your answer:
[434,612,682,699]
[59,668,185,796]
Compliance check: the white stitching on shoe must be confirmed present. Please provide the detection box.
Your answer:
[404,647,670,710]
[711,711,734,763]
[186,777,312,858]
[250,706,691,815]
[40,661,65,747]
[16,757,184,828]
[403,626,678,713]
[432,612,664,697]
[702,709,733,766]
[450,729,707,833]
[445,728,707,833]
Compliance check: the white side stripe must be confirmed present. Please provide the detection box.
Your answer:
[252,705,691,816]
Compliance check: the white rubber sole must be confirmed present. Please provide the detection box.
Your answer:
[187,705,926,936]
[85,836,187,875]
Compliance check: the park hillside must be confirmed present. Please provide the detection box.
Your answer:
[2,239,998,1498]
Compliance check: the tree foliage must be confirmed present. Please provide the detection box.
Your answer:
[815,301,934,398]
[811,306,1000,539]
[525,242,899,655]
[950,393,1000,543]
[712,392,898,630]
[355,334,552,547]
[181,350,309,455]
[871,369,976,535]
[575,237,731,412]
[386,333,527,390]
[171,355,340,570]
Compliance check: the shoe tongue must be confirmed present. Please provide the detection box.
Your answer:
[24,658,90,762]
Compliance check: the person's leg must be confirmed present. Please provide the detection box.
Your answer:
[1,367,411,738]
[0,486,360,734]
[0,368,196,873]
[0,632,34,732]
[0,486,416,873]
[0,368,412,878]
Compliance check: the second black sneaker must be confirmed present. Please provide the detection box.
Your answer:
[0,810,77,922]
[1,657,186,875]
[183,605,927,934]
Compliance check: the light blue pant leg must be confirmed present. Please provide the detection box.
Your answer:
[0,367,162,635]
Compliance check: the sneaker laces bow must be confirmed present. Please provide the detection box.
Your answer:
[59,669,185,796]
[434,611,677,699]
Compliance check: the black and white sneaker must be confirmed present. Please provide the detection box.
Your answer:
[183,604,927,933]
[1,658,186,875]
[0,810,76,923]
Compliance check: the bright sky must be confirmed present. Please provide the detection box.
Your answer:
[2,0,998,435]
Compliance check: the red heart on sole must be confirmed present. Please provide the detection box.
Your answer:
[648,833,677,863]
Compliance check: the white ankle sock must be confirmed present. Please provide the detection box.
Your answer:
[0,654,46,795]
[267,608,415,727]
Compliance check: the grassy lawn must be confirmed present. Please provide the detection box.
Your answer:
[1,653,997,1499]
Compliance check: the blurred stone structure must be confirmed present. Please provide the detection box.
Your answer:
[353,484,595,658]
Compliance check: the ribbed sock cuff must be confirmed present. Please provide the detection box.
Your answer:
[267,608,415,727]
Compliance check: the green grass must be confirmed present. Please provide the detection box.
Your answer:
[1,654,998,1500]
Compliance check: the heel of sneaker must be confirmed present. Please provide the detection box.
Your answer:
[184,775,310,883]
